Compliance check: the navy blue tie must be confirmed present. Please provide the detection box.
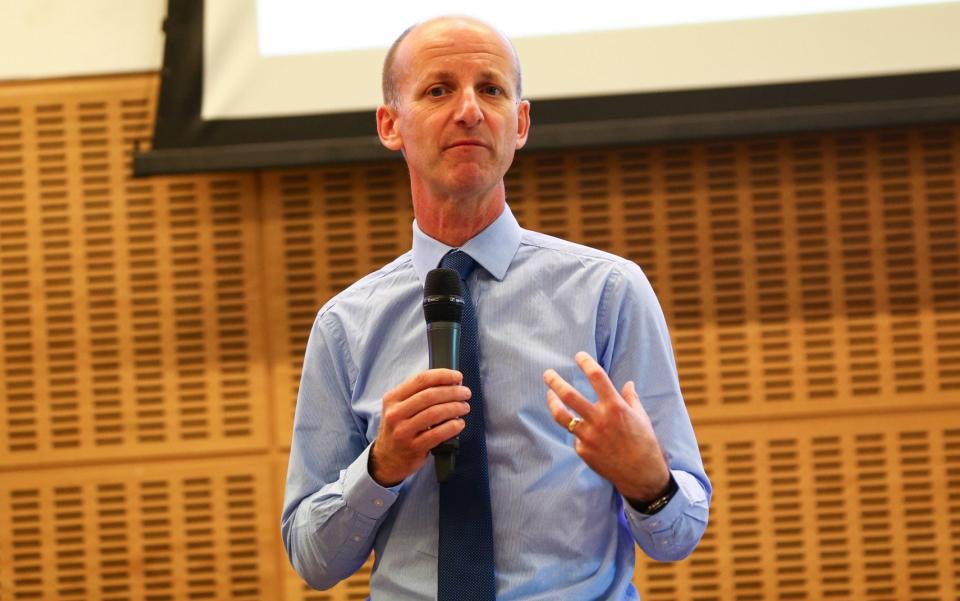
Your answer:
[437,249,496,601]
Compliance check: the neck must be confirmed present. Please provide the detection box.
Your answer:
[412,181,506,247]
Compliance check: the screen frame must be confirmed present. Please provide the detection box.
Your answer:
[133,0,960,176]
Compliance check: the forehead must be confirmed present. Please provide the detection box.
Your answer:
[395,21,516,85]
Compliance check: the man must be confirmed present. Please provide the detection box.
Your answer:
[282,16,711,600]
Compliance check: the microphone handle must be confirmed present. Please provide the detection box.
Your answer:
[427,321,460,482]
[426,321,460,371]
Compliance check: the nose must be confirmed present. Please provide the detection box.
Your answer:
[454,89,483,127]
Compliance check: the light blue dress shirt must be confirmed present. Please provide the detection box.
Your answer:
[282,205,711,600]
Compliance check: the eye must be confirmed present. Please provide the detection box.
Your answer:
[427,86,447,98]
[482,85,503,97]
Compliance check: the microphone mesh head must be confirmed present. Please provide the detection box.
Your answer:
[423,268,464,323]
[424,268,461,297]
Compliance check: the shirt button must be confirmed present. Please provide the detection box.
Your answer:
[352,535,361,542]
[373,498,384,507]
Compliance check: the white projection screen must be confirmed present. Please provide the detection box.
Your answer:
[134,0,960,176]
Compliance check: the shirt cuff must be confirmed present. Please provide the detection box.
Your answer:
[623,469,705,532]
[343,443,402,520]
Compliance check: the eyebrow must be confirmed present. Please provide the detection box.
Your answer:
[421,70,457,85]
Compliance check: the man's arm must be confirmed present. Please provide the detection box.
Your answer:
[281,315,392,590]
[281,314,471,590]
[282,444,400,590]
[543,262,712,561]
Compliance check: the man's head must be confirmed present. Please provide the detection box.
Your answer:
[375,16,531,208]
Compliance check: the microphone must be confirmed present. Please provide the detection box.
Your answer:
[423,267,465,483]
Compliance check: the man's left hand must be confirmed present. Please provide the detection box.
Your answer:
[544,352,670,504]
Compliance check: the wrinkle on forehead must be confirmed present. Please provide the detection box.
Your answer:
[413,47,511,75]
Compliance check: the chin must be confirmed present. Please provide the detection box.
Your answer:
[446,166,495,194]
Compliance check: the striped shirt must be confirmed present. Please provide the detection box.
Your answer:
[282,205,711,600]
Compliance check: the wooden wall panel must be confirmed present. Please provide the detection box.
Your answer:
[283,559,373,601]
[0,77,269,467]
[1,73,958,600]
[260,166,413,449]
[0,458,277,601]
[634,411,960,601]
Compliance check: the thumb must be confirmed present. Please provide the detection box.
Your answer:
[621,380,643,410]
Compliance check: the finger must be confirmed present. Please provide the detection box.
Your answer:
[400,400,471,437]
[394,384,471,421]
[545,388,577,428]
[384,369,463,405]
[381,386,469,436]
[542,368,597,421]
[412,418,466,451]
[574,351,623,406]
[621,380,643,411]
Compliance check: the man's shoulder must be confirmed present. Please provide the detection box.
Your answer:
[518,228,639,272]
[515,228,656,304]
[316,251,417,319]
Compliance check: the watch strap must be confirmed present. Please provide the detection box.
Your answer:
[629,472,678,515]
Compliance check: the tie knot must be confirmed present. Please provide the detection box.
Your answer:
[440,249,476,281]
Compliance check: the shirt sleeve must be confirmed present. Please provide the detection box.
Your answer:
[596,262,713,562]
[280,311,401,590]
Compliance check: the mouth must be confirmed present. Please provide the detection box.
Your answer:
[445,140,487,150]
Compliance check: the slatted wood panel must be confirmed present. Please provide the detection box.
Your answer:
[0,77,268,466]
[283,559,373,601]
[634,411,960,601]
[0,458,276,601]
[261,166,414,448]
[1,74,959,600]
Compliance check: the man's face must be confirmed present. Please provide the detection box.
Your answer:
[377,21,530,199]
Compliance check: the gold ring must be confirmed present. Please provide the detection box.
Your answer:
[567,417,583,433]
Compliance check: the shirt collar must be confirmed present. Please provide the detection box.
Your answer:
[412,204,522,286]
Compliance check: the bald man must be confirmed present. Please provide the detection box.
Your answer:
[281,16,711,600]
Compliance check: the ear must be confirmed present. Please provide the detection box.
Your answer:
[376,104,403,151]
[515,100,531,150]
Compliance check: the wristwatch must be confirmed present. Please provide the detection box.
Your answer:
[629,473,678,515]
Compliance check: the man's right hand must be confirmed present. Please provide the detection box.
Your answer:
[369,369,471,487]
